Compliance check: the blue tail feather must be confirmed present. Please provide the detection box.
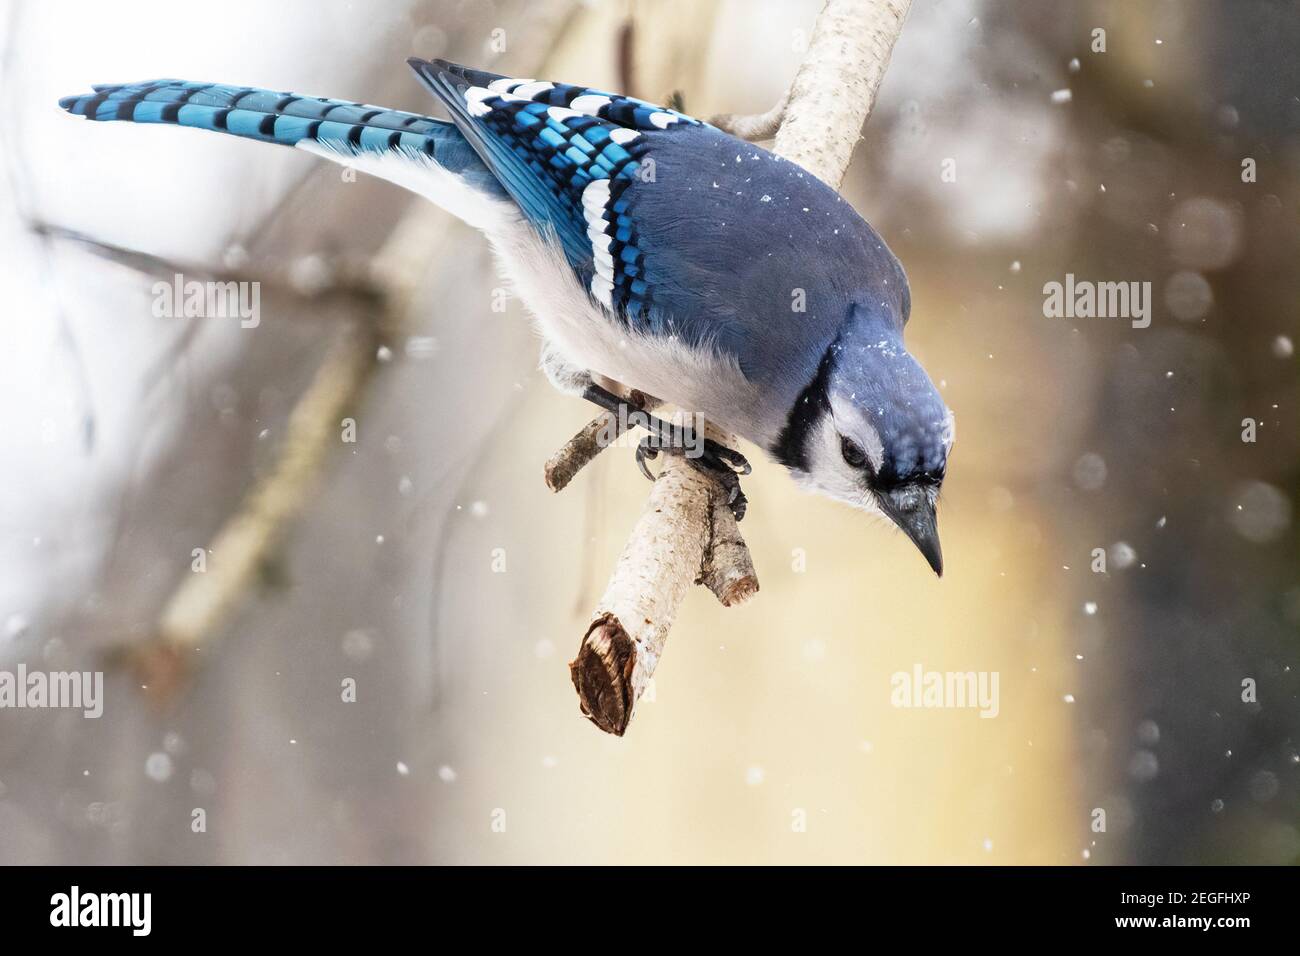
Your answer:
[58,78,503,194]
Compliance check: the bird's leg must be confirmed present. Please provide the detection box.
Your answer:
[581,383,750,475]
[582,383,751,520]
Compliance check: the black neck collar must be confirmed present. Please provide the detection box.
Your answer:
[771,340,838,470]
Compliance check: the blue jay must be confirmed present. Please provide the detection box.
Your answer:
[60,58,953,574]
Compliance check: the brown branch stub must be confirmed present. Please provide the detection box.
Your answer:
[708,89,791,142]
[543,389,651,493]
[544,411,621,492]
[569,615,637,734]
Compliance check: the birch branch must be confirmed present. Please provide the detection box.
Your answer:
[564,0,911,735]
[775,0,912,189]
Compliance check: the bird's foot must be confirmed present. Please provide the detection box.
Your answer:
[634,436,750,521]
[582,384,751,520]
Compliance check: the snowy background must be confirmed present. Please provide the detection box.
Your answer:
[0,0,1296,864]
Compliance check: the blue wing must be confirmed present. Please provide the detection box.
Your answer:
[405,58,903,395]
[408,58,704,329]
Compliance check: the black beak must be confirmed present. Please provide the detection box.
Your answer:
[877,486,943,577]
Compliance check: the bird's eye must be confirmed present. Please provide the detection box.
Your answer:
[840,436,868,469]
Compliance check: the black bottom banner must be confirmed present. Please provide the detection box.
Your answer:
[0,865,1286,939]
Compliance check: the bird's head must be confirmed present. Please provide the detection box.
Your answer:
[775,329,953,576]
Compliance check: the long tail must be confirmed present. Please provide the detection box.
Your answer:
[59,79,510,222]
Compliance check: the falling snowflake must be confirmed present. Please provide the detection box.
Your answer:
[145,752,174,783]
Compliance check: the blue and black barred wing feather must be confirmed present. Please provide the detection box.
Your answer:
[58,79,504,196]
[407,58,703,329]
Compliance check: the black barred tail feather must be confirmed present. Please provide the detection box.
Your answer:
[58,79,505,199]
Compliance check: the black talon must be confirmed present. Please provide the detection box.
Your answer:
[635,436,659,481]
[696,462,747,521]
[699,438,751,476]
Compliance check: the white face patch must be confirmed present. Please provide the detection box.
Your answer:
[789,410,944,523]
[827,392,884,472]
[792,414,881,514]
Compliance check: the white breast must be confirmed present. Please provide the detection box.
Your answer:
[486,219,774,446]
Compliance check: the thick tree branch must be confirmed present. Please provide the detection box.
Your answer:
[775,0,912,189]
